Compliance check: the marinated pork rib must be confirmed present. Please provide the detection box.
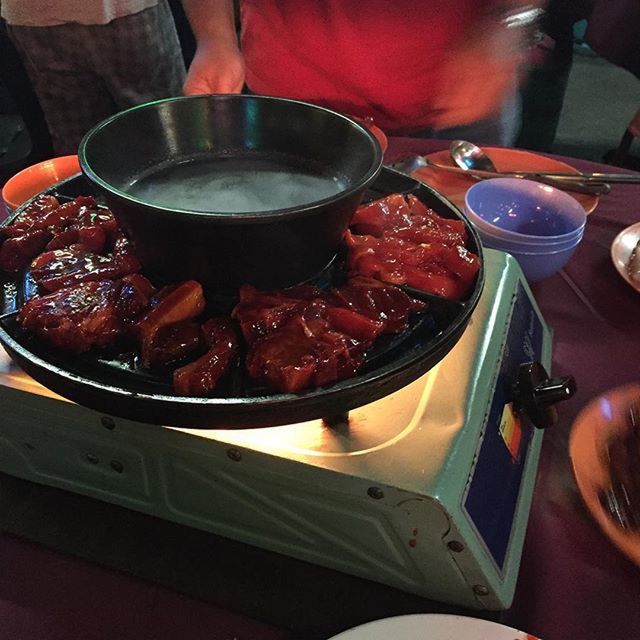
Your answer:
[350,193,468,246]
[231,284,324,344]
[234,280,426,393]
[328,276,426,333]
[17,274,155,352]
[1,195,61,238]
[134,280,206,368]
[142,321,203,369]
[30,236,142,292]
[347,194,480,300]
[0,229,52,273]
[0,195,118,272]
[173,318,239,396]
[345,231,479,300]
[244,303,380,392]
[44,206,119,253]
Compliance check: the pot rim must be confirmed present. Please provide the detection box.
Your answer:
[78,94,384,223]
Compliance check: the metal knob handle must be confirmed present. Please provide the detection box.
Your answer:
[513,361,577,429]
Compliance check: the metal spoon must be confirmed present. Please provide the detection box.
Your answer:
[447,141,610,195]
[391,154,610,196]
[450,140,499,172]
[450,139,640,185]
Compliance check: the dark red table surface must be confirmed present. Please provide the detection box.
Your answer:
[387,138,640,640]
[1,138,640,640]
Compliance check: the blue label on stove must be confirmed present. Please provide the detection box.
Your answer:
[463,283,544,571]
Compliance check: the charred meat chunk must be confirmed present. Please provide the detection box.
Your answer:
[233,279,425,394]
[244,300,383,393]
[329,276,427,334]
[346,194,480,300]
[345,231,479,300]
[0,228,53,273]
[135,280,206,367]
[173,318,239,396]
[231,284,324,345]
[1,195,121,273]
[17,275,155,352]
[141,321,203,368]
[30,236,141,292]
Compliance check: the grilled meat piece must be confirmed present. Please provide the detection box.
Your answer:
[141,320,203,368]
[329,276,427,334]
[30,236,141,292]
[345,231,479,300]
[1,195,124,274]
[346,193,480,300]
[233,278,425,393]
[350,193,467,245]
[135,280,206,367]
[17,275,155,352]
[173,318,238,396]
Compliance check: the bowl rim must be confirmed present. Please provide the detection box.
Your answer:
[474,224,585,248]
[483,240,582,256]
[2,154,81,211]
[464,177,587,242]
[78,94,384,222]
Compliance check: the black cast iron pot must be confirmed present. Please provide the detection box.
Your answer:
[78,95,383,293]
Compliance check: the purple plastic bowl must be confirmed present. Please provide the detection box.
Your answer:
[480,231,583,282]
[464,178,586,244]
[475,223,585,252]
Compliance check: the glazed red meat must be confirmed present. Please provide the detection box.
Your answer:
[347,193,480,300]
[30,236,141,292]
[28,196,98,233]
[0,195,60,238]
[245,301,378,393]
[329,276,427,334]
[0,228,52,273]
[17,275,155,352]
[1,196,122,273]
[231,284,324,344]
[345,231,479,300]
[136,280,205,341]
[173,318,238,396]
[44,206,119,253]
[141,321,203,368]
[135,280,206,366]
[232,276,427,393]
[350,193,467,246]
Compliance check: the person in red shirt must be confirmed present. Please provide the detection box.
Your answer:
[182,0,540,145]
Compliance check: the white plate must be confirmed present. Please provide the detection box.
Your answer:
[611,221,640,293]
[327,614,540,640]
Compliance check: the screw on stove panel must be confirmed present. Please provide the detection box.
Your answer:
[227,448,242,462]
[473,584,490,596]
[447,540,465,553]
[367,486,384,500]
[101,416,116,430]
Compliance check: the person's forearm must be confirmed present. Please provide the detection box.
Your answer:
[181,0,238,48]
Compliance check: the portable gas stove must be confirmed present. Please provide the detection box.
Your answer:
[0,249,576,610]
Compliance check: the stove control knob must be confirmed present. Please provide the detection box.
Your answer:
[513,361,576,429]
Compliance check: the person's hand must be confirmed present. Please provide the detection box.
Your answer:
[183,41,245,95]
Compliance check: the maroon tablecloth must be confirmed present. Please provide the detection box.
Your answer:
[387,138,640,640]
[1,139,639,640]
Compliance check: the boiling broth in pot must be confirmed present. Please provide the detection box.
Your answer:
[126,153,348,214]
